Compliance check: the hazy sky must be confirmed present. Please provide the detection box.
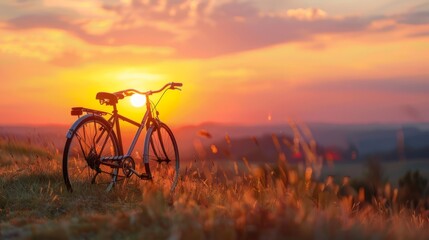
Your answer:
[1,0,429,125]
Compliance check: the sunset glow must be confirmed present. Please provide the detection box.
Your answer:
[1,1,429,125]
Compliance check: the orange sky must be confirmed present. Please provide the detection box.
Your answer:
[1,0,429,126]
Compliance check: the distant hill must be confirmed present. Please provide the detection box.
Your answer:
[2,122,429,163]
[174,122,429,162]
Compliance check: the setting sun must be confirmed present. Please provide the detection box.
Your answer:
[130,94,146,108]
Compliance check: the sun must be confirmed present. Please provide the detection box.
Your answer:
[130,94,146,107]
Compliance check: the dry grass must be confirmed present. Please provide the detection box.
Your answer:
[1,137,429,240]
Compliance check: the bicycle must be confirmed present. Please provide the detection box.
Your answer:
[62,82,183,193]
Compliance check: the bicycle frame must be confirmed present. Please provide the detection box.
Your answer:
[105,94,154,158]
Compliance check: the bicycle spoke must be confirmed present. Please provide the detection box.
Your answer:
[74,132,90,159]
[92,119,97,141]
[70,157,88,178]
[82,123,88,147]
[97,128,112,157]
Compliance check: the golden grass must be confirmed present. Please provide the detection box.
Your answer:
[0,138,429,240]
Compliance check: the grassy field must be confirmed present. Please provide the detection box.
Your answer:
[321,159,429,186]
[1,137,429,239]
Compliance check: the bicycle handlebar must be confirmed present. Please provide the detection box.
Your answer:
[171,82,183,88]
[114,82,183,98]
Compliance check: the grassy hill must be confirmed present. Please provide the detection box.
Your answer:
[1,136,429,239]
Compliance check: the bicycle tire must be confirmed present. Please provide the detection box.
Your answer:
[144,122,179,192]
[63,115,120,193]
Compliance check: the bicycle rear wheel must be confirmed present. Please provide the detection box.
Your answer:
[63,115,120,193]
[144,122,179,192]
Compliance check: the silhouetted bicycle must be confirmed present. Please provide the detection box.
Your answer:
[63,82,182,193]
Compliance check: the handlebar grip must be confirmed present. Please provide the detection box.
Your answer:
[171,82,183,88]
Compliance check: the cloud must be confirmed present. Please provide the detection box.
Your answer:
[3,1,372,58]
[175,2,370,57]
[0,24,174,66]
[3,0,429,59]
[396,11,429,25]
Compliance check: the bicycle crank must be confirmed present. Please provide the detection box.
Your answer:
[121,156,136,178]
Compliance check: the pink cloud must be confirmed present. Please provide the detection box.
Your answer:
[4,1,429,58]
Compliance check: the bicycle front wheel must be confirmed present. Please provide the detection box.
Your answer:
[144,122,179,192]
[63,115,120,193]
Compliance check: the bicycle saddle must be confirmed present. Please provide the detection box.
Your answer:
[96,92,123,105]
